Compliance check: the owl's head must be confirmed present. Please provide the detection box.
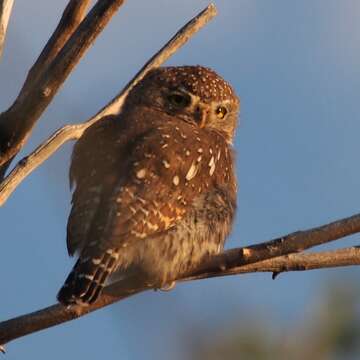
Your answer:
[126,66,240,143]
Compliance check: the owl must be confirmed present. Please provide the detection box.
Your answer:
[57,65,239,306]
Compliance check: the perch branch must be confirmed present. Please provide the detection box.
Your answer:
[0,0,125,177]
[0,0,14,60]
[1,212,360,347]
[222,246,360,276]
[0,3,218,206]
[183,212,360,279]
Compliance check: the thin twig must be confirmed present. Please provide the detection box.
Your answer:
[0,0,14,60]
[0,0,125,176]
[1,212,360,347]
[0,3,217,206]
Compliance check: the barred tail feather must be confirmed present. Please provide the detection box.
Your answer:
[57,248,119,306]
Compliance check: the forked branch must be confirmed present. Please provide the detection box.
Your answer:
[0,0,124,177]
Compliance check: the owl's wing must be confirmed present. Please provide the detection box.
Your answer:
[66,116,122,256]
[67,185,102,256]
[86,125,210,249]
[59,123,224,305]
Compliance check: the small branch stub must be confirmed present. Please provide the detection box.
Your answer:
[42,87,52,97]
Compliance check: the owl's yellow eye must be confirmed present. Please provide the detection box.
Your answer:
[167,92,191,108]
[215,106,228,119]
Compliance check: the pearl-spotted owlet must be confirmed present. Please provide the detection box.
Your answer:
[57,66,239,306]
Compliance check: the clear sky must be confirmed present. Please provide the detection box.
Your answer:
[1,1,360,359]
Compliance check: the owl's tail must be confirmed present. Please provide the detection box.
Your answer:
[57,248,119,306]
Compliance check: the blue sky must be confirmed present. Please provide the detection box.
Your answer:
[1,1,360,359]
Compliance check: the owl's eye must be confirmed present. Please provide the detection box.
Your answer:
[215,106,228,119]
[167,92,191,108]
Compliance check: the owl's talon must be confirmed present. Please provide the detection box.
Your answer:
[160,281,176,292]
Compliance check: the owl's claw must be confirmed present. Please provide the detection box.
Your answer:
[160,281,176,292]
[0,345,5,354]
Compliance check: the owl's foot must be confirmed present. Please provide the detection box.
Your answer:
[160,281,176,292]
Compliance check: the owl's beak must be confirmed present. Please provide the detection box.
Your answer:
[194,103,210,128]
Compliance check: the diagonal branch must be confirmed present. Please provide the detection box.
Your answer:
[223,246,360,276]
[0,3,218,206]
[0,0,125,178]
[0,0,92,174]
[183,212,360,280]
[0,0,14,60]
[21,0,91,95]
[1,212,360,347]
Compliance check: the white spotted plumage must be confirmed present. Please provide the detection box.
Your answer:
[58,65,239,306]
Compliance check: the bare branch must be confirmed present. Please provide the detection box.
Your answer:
[0,279,148,348]
[0,0,14,60]
[220,246,360,276]
[0,124,84,206]
[182,212,360,280]
[1,212,360,347]
[21,0,91,95]
[0,3,218,206]
[0,0,125,177]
